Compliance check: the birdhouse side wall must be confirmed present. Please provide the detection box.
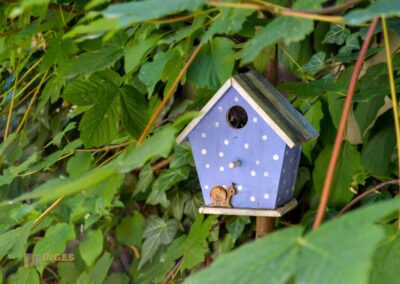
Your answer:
[276,145,301,207]
[187,86,287,209]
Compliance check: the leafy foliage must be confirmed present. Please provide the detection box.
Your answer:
[1,0,400,283]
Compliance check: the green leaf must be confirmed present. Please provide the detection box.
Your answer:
[354,95,385,136]
[77,252,113,284]
[370,227,400,284]
[124,34,162,74]
[134,164,154,195]
[0,152,38,187]
[170,143,194,169]
[188,37,235,90]
[33,223,76,273]
[139,216,179,268]
[120,86,149,139]
[302,52,326,75]
[169,190,191,220]
[62,44,124,78]
[63,71,122,147]
[116,127,177,173]
[226,216,251,242]
[139,48,178,95]
[0,221,33,259]
[186,226,303,284]
[79,230,103,267]
[8,267,39,284]
[187,199,400,284]
[322,24,350,45]
[313,142,365,206]
[302,101,323,161]
[152,167,190,192]
[241,0,325,64]
[102,0,206,29]
[12,166,119,204]
[115,212,145,247]
[66,152,94,177]
[361,112,396,177]
[339,33,360,55]
[202,3,253,42]
[345,0,400,25]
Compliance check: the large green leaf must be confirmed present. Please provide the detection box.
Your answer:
[33,223,76,273]
[120,86,149,139]
[139,216,179,268]
[186,226,303,284]
[77,252,113,284]
[370,227,400,284]
[226,216,251,242]
[115,212,145,247]
[361,112,396,177]
[79,230,103,267]
[345,0,400,25]
[152,167,190,192]
[102,0,206,29]
[313,142,365,206]
[8,267,39,284]
[0,221,33,259]
[187,37,235,90]
[186,199,400,284]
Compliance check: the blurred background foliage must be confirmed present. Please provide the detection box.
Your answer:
[1,0,400,283]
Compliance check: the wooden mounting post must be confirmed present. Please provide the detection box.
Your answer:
[256,216,275,238]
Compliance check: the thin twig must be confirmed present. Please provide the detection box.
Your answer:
[162,257,183,284]
[207,1,345,24]
[152,157,172,172]
[312,18,379,230]
[337,179,400,216]
[32,196,65,228]
[76,140,133,153]
[136,43,204,146]
[382,17,400,229]
[309,0,365,15]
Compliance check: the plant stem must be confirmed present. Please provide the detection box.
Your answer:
[32,196,65,228]
[312,17,378,230]
[337,179,400,216]
[136,43,204,147]
[382,16,400,229]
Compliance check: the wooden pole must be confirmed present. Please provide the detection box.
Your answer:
[256,45,279,239]
[256,216,275,238]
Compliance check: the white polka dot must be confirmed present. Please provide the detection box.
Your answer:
[262,135,267,140]
[238,185,243,191]
[218,106,223,112]
[255,160,260,165]
[290,158,294,163]
[250,196,256,202]
[201,149,207,155]
[253,117,258,123]
[250,170,256,176]
[285,150,289,156]
[244,143,249,149]
[215,122,220,128]
[264,193,269,200]
[224,139,229,145]
[283,179,287,184]
[234,96,239,102]
[292,185,295,191]
[205,185,209,189]
[205,164,210,169]
[286,189,290,194]
[273,154,279,160]
[219,166,224,172]
[282,168,286,174]
[218,152,224,158]
[201,132,206,138]
[263,171,269,177]
[223,185,227,189]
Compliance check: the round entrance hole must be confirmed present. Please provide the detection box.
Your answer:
[227,105,248,129]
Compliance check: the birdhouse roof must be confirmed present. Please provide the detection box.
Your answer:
[176,71,318,148]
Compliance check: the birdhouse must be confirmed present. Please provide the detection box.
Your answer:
[176,71,318,216]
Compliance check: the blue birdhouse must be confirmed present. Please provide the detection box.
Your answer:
[176,71,318,216]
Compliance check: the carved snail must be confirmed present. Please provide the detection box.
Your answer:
[210,183,237,208]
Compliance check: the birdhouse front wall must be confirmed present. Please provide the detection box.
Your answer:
[276,145,301,207]
[187,86,288,209]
